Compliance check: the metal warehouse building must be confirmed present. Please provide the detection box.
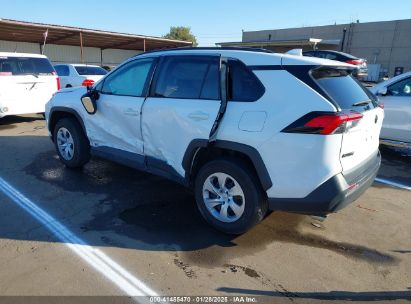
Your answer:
[218,19,411,81]
[0,19,191,67]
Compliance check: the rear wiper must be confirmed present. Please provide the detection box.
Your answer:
[352,100,370,106]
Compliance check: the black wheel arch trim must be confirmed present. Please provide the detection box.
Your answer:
[182,139,273,191]
[48,106,87,138]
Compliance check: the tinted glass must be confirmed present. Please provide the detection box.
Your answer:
[54,65,70,76]
[227,60,265,102]
[101,58,154,97]
[312,68,377,110]
[387,77,411,96]
[0,57,54,76]
[75,66,107,76]
[303,51,315,57]
[154,56,220,100]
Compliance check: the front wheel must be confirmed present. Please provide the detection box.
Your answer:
[53,118,90,168]
[194,159,267,234]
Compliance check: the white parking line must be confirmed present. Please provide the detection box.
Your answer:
[0,176,158,300]
[375,177,411,191]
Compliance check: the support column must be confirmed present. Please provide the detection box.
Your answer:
[80,31,84,63]
[143,39,146,52]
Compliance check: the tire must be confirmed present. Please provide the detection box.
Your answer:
[53,117,90,168]
[194,158,268,234]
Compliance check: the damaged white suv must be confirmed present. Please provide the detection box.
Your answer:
[45,47,383,234]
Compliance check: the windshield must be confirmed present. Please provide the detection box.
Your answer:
[0,56,55,76]
[312,67,377,111]
[75,66,108,76]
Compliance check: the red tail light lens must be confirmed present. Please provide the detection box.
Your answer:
[346,59,363,65]
[56,77,61,90]
[82,79,95,87]
[282,112,363,135]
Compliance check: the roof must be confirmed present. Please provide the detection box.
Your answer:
[0,52,47,58]
[129,46,351,69]
[0,18,192,51]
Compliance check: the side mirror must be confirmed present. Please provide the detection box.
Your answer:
[377,87,388,96]
[81,90,99,115]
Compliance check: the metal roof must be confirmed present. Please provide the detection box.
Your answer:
[216,38,340,48]
[0,18,192,51]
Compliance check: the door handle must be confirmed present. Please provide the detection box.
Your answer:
[124,108,140,116]
[188,111,209,121]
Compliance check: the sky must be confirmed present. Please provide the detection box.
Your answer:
[0,0,410,46]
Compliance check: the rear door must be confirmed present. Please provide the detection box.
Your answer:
[312,68,384,172]
[0,56,57,115]
[142,55,221,177]
[380,76,411,143]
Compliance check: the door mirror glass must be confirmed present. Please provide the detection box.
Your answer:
[81,94,97,114]
[377,87,387,96]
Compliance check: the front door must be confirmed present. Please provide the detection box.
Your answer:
[86,57,155,157]
[380,76,411,143]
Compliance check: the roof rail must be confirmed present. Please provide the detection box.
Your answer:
[134,46,274,57]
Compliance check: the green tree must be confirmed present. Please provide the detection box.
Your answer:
[163,26,198,46]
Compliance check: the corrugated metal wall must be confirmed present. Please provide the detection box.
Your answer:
[0,40,142,67]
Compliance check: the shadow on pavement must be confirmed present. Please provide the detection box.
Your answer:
[217,287,411,301]
[0,135,399,267]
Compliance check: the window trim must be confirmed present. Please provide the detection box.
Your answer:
[98,57,157,98]
[149,54,222,101]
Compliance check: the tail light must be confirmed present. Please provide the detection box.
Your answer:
[82,79,95,87]
[378,101,384,109]
[346,59,363,65]
[56,77,61,90]
[282,112,363,135]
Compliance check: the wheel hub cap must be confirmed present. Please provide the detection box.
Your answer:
[202,172,245,223]
[56,127,74,161]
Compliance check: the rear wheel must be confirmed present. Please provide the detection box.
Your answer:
[194,159,267,234]
[53,118,90,168]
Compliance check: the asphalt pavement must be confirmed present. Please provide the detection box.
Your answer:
[0,114,410,303]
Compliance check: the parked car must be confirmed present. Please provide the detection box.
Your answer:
[303,50,368,78]
[54,64,107,88]
[0,52,59,118]
[45,47,383,234]
[369,71,411,148]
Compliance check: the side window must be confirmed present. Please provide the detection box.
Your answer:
[324,53,337,60]
[153,56,220,100]
[227,60,265,102]
[388,77,411,96]
[304,51,315,57]
[101,58,154,97]
[54,65,69,76]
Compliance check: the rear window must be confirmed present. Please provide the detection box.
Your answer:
[312,68,377,110]
[54,65,70,76]
[0,56,54,76]
[74,66,107,76]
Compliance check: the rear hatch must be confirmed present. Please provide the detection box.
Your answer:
[312,67,383,173]
[0,56,58,114]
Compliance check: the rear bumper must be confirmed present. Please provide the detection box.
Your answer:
[268,151,381,215]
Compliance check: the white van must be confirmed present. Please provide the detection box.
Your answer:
[0,52,60,118]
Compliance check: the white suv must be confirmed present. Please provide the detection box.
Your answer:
[0,52,59,118]
[45,48,384,234]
